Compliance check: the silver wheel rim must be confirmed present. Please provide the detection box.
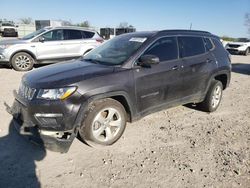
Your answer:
[15,55,31,70]
[91,107,122,142]
[211,85,222,108]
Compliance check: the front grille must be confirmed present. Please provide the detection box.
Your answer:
[228,44,241,48]
[4,28,15,32]
[18,82,36,100]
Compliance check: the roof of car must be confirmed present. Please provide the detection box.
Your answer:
[44,26,96,32]
[121,29,214,39]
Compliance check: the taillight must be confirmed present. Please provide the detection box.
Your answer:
[96,39,104,43]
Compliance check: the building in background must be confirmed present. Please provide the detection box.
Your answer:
[35,20,63,30]
[100,27,136,39]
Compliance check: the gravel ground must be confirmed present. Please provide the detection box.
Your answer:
[0,55,249,188]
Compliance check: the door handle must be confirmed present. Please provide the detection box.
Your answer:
[171,65,179,70]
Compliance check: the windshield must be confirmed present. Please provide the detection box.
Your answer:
[2,23,15,26]
[22,29,47,40]
[83,34,147,65]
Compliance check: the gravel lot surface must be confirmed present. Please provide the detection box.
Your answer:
[0,55,249,188]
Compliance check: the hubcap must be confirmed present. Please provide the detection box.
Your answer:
[92,108,122,142]
[211,85,222,108]
[15,55,31,70]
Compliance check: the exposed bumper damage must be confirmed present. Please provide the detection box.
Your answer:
[5,97,77,153]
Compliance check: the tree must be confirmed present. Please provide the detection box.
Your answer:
[77,20,90,28]
[118,22,129,28]
[245,13,250,35]
[19,17,33,24]
[118,22,134,28]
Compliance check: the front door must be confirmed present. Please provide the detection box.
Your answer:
[34,29,65,60]
[134,36,183,112]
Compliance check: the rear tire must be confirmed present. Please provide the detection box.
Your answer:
[79,98,127,147]
[198,80,223,112]
[11,52,34,71]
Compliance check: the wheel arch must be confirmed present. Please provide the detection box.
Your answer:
[214,74,228,89]
[74,91,135,132]
[10,50,37,65]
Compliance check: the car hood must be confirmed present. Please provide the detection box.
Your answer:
[0,38,28,45]
[23,59,115,88]
[227,41,250,45]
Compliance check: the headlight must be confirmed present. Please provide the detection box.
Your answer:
[37,87,77,100]
[0,44,12,49]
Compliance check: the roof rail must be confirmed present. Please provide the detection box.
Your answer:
[158,29,211,34]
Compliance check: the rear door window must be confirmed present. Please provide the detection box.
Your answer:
[178,36,205,57]
[143,37,178,61]
[64,29,83,40]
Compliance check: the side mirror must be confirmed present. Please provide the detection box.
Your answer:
[139,55,160,67]
[39,37,45,42]
[15,25,19,28]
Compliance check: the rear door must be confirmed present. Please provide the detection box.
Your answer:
[62,29,83,57]
[178,36,216,100]
[134,36,183,112]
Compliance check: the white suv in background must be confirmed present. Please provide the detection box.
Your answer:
[0,26,104,71]
[225,38,250,56]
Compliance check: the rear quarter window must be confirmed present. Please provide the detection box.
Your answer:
[204,38,214,51]
[178,36,205,57]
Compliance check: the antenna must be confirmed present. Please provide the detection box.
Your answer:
[189,23,192,30]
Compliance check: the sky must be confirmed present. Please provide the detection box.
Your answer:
[1,0,250,38]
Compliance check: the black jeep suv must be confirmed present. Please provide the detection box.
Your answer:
[7,30,231,152]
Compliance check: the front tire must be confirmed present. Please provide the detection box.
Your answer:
[198,80,223,112]
[244,48,249,56]
[11,52,34,71]
[79,98,127,147]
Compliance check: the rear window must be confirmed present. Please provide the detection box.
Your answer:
[204,38,213,51]
[64,29,83,40]
[82,31,95,38]
[178,36,205,57]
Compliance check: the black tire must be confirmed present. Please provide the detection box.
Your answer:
[79,98,127,147]
[198,80,223,112]
[244,48,249,56]
[11,52,34,71]
[83,49,93,55]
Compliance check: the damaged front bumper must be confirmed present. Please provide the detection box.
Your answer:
[5,91,82,153]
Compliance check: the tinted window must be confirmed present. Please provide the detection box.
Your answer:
[65,29,83,40]
[204,38,213,51]
[42,29,64,41]
[178,36,205,57]
[212,38,224,49]
[82,31,95,38]
[143,37,178,61]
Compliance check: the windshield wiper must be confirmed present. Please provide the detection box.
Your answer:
[83,58,100,64]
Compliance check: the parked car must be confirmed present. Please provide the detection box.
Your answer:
[0,22,18,37]
[0,26,104,71]
[6,30,231,152]
[225,38,250,55]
